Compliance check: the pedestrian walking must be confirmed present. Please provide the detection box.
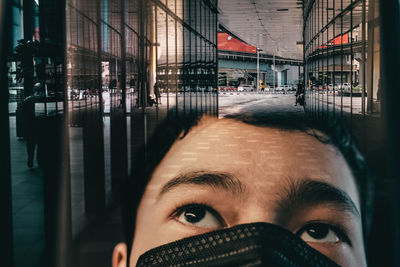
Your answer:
[295,83,304,106]
[154,81,161,105]
[20,96,37,168]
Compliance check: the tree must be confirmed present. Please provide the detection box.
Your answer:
[13,39,40,97]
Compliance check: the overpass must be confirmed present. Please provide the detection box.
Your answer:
[217,31,303,87]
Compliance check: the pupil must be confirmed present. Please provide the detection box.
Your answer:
[184,206,206,223]
[306,224,329,239]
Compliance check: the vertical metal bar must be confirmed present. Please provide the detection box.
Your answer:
[22,0,34,97]
[308,45,310,112]
[57,0,72,265]
[257,48,260,93]
[332,0,336,118]
[311,5,313,115]
[309,6,311,114]
[367,0,375,114]
[311,2,317,117]
[361,0,366,115]
[350,0,353,130]
[98,5,104,111]
[139,0,146,109]
[326,0,329,118]
[314,9,318,115]
[195,0,198,114]
[215,4,218,117]
[189,0,192,113]
[321,0,324,118]
[304,0,308,109]
[175,0,178,116]
[155,5,159,109]
[121,2,127,114]
[118,0,126,112]
[0,0,14,266]
[310,6,313,114]
[199,2,202,114]
[182,1,186,114]
[81,0,106,214]
[303,1,306,110]
[318,0,320,118]
[340,0,343,123]
[109,0,128,191]
[166,5,169,110]
[313,5,316,116]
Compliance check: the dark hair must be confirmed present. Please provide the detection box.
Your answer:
[121,113,202,250]
[121,112,374,252]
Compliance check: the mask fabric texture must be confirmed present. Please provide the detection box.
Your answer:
[136,222,340,267]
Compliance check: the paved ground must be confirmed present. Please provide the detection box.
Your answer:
[218,91,304,118]
[309,91,367,114]
[9,116,45,267]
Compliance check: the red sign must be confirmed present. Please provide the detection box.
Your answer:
[332,33,349,45]
[218,33,257,53]
[318,33,349,49]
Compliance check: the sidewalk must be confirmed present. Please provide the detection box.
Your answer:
[9,116,45,267]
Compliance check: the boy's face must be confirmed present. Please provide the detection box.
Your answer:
[114,119,367,267]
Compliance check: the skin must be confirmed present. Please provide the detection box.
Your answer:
[113,118,367,267]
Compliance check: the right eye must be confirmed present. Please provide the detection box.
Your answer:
[173,204,225,229]
[297,223,340,243]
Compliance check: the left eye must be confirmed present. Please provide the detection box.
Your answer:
[173,204,224,229]
[297,223,340,243]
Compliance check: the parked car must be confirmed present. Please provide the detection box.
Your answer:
[336,83,351,95]
[326,84,340,93]
[352,85,363,96]
[277,85,291,92]
[340,83,351,94]
[263,85,270,92]
[238,85,255,92]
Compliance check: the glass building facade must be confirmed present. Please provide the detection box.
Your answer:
[303,0,387,265]
[303,0,380,122]
[303,0,383,179]
[4,0,218,265]
[66,0,218,232]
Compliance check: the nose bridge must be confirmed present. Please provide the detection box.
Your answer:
[236,196,276,226]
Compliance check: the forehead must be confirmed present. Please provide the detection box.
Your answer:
[150,119,360,208]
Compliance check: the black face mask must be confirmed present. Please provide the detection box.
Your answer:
[136,222,340,267]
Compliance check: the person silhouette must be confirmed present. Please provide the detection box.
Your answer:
[20,96,37,168]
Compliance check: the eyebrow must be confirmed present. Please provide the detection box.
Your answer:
[275,179,361,223]
[158,170,245,198]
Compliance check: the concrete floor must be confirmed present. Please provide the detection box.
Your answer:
[9,116,45,267]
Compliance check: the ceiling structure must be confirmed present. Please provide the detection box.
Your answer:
[218,0,304,60]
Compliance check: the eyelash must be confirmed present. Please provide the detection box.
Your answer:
[296,222,352,246]
[169,202,352,246]
[169,202,227,227]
